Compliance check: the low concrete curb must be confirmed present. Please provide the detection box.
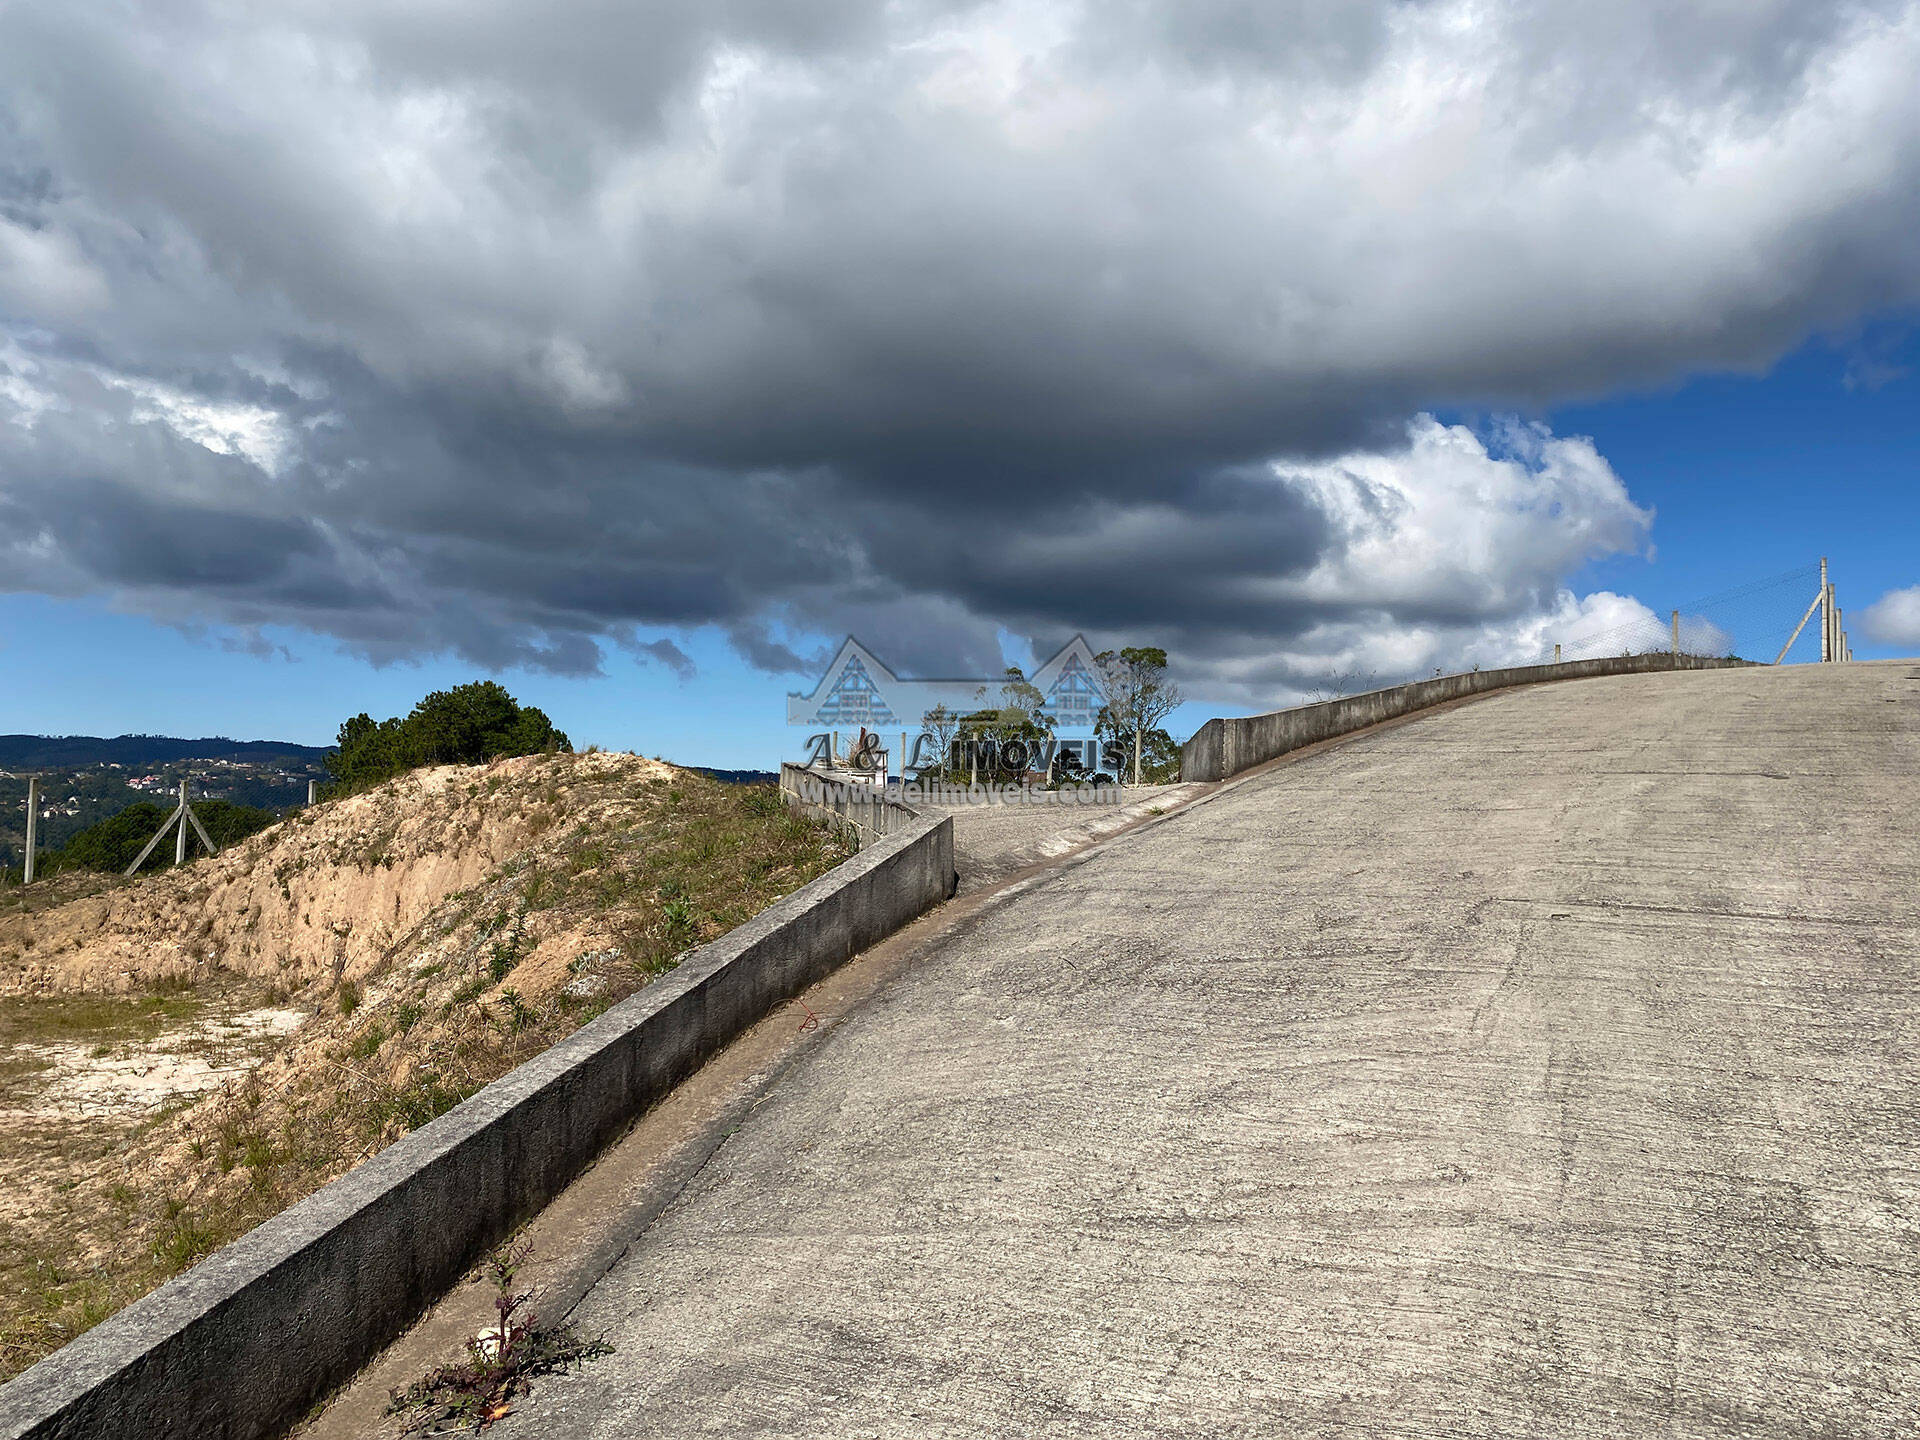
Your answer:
[0,811,955,1440]
[1182,654,1753,783]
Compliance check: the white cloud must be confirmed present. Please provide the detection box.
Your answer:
[1283,417,1652,616]
[0,343,293,475]
[1861,586,1920,648]
[114,377,294,476]
[1136,416,1664,704]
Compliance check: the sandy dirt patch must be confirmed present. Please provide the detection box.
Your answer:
[4,1007,306,1119]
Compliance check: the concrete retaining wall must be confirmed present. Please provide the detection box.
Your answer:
[1182,654,1753,783]
[780,763,919,846]
[0,812,955,1440]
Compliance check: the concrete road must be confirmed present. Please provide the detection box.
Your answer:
[923,784,1191,893]
[503,662,1920,1439]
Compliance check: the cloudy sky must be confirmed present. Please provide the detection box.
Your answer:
[2,0,1918,759]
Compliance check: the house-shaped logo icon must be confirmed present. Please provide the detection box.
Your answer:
[788,636,1109,735]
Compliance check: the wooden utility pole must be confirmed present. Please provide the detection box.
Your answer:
[22,777,38,885]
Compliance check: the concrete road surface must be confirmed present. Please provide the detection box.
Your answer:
[503,662,1920,1439]
[923,784,1191,893]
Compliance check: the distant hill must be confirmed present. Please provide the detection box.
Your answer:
[0,734,332,770]
[688,766,779,785]
[1,735,334,872]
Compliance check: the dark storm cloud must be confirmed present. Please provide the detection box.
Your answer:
[631,636,696,680]
[59,487,324,590]
[1,0,1917,701]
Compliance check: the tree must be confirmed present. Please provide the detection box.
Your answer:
[1093,716,1181,786]
[981,667,1056,777]
[917,704,962,779]
[1136,727,1180,784]
[327,682,570,795]
[329,712,404,792]
[951,684,993,782]
[1093,647,1183,785]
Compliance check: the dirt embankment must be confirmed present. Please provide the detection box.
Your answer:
[0,753,631,998]
[0,752,853,1381]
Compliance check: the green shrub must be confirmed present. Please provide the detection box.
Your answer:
[488,935,521,982]
[326,681,570,795]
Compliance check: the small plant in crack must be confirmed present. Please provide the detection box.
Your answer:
[387,1241,612,1433]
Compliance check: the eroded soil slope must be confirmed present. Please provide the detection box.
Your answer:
[0,753,852,1379]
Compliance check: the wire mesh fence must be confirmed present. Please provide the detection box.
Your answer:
[1533,564,1826,665]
